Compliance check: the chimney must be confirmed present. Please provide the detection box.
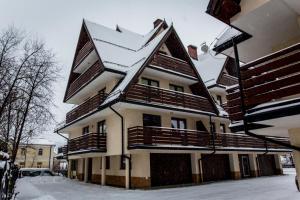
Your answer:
[188,45,198,60]
[153,19,163,28]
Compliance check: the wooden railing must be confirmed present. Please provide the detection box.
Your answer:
[150,54,197,77]
[73,41,94,68]
[57,145,68,158]
[218,73,238,86]
[226,43,300,121]
[66,61,105,100]
[68,133,106,152]
[125,84,215,113]
[128,126,290,150]
[66,92,107,124]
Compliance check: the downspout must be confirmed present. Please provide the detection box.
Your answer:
[109,105,131,189]
[198,115,216,182]
[49,145,52,169]
[263,140,269,155]
[231,39,300,151]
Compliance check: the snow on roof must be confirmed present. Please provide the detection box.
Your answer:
[215,27,243,47]
[84,19,163,71]
[192,51,227,87]
[25,138,55,146]
[102,26,172,105]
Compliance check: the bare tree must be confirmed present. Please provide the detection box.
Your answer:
[0,26,60,162]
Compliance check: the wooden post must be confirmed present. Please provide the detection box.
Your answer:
[101,156,106,186]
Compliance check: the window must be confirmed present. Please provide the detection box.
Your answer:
[196,121,208,132]
[106,157,110,169]
[141,77,159,87]
[143,114,161,127]
[97,121,106,135]
[120,156,126,170]
[37,162,42,168]
[82,126,89,135]
[216,95,222,105]
[171,118,187,129]
[169,84,184,92]
[21,148,26,156]
[220,123,226,133]
[38,148,43,156]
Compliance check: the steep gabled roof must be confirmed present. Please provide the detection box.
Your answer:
[192,51,227,87]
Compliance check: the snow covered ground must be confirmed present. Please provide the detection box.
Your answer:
[16,168,300,200]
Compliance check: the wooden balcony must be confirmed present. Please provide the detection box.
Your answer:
[218,73,238,86]
[66,92,107,124]
[68,133,106,153]
[150,54,197,77]
[226,43,300,121]
[124,84,215,113]
[57,145,68,158]
[128,126,290,150]
[66,61,105,100]
[73,41,93,68]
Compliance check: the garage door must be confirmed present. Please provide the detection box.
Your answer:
[202,154,231,182]
[257,155,276,176]
[150,154,192,187]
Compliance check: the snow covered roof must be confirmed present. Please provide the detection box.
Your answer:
[24,138,55,146]
[192,51,227,87]
[84,19,163,72]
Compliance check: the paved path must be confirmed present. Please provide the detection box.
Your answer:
[16,169,300,200]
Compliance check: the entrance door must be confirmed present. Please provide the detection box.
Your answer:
[87,158,93,182]
[143,114,161,145]
[150,154,192,187]
[239,155,251,178]
[202,154,231,182]
[257,155,276,176]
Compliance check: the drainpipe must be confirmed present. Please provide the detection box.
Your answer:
[198,115,216,182]
[109,105,131,189]
[49,145,52,169]
[263,140,269,155]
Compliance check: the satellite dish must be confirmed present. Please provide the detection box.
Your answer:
[201,42,209,53]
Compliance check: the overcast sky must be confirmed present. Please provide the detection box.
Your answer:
[0,0,226,144]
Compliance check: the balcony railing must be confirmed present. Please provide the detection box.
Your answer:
[74,41,93,68]
[128,126,289,150]
[226,43,300,121]
[57,145,68,158]
[218,73,238,86]
[150,54,197,77]
[68,133,106,153]
[124,84,215,113]
[66,92,107,124]
[66,61,105,100]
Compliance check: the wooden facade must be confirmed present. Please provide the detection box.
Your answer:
[127,126,289,150]
[124,84,215,113]
[226,43,300,121]
[150,53,197,77]
[68,133,106,153]
[66,91,107,124]
[66,61,105,100]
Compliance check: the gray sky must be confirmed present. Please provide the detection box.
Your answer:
[0,0,226,144]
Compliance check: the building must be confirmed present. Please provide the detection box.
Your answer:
[206,0,300,190]
[55,18,290,189]
[15,138,55,170]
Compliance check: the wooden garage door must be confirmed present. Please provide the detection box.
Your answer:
[202,154,231,182]
[150,154,192,187]
[257,155,276,176]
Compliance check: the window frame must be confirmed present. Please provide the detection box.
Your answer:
[169,84,184,92]
[38,148,43,156]
[216,95,222,105]
[220,123,226,133]
[141,77,159,87]
[82,126,89,135]
[97,120,106,135]
[171,117,187,129]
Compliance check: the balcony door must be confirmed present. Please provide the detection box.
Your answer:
[143,114,161,145]
[171,118,187,145]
